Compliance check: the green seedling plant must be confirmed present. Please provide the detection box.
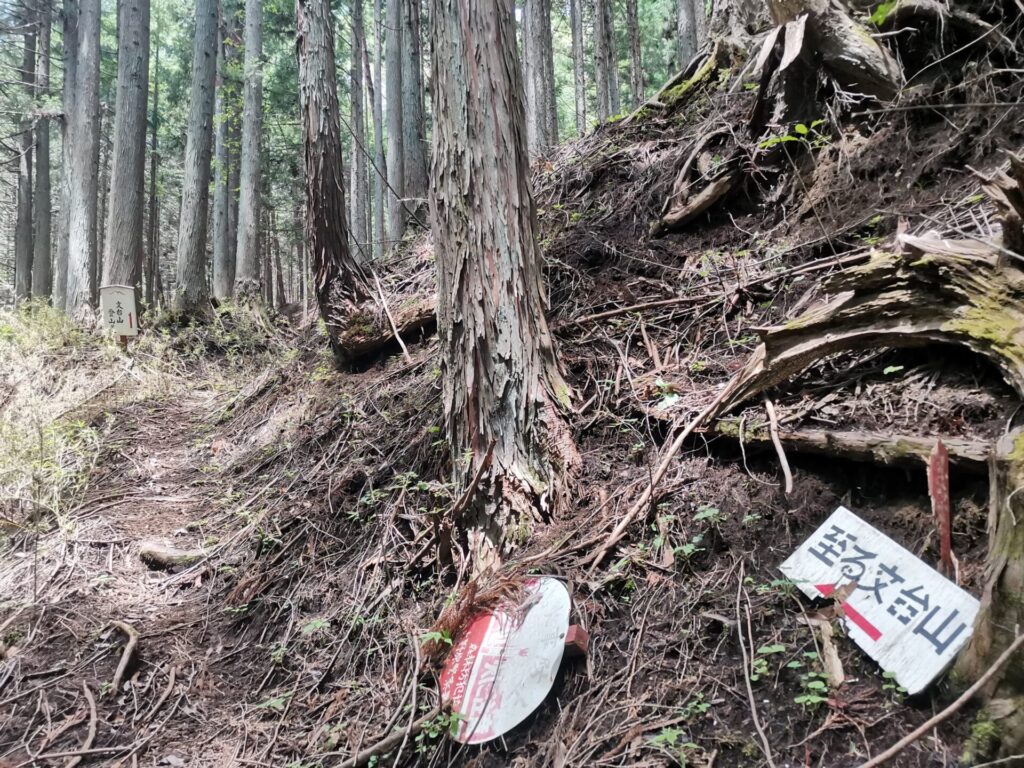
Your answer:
[751,643,787,682]
[759,119,829,151]
[414,711,466,754]
[795,664,830,711]
[649,727,701,766]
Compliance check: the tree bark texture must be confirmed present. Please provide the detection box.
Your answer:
[370,0,386,260]
[296,0,371,360]
[14,8,36,302]
[429,0,578,570]
[55,0,78,311]
[32,0,52,300]
[145,29,160,308]
[102,0,150,290]
[522,0,557,156]
[594,0,619,120]
[65,0,100,317]
[677,0,700,68]
[385,0,404,245]
[626,0,643,105]
[172,0,218,314]
[234,0,263,299]
[401,0,428,204]
[212,18,233,299]
[569,0,586,135]
[350,0,370,261]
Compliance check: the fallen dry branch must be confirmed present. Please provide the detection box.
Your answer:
[138,541,203,570]
[65,682,97,768]
[333,705,443,768]
[108,620,139,695]
[715,424,991,474]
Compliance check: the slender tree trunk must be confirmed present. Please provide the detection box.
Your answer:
[172,0,218,315]
[226,6,241,276]
[296,0,370,359]
[262,207,272,305]
[145,26,160,309]
[570,0,586,136]
[102,0,150,291]
[95,105,108,296]
[65,0,100,317]
[234,0,262,298]
[54,0,78,311]
[385,0,404,246]
[212,17,233,299]
[400,0,427,205]
[32,1,52,300]
[369,0,386,260]
[594,0,620,120]
[429,0,578,570]
[676,0,699,69]
[626,0,643,105]
[14,7,36,302]
[349,0,369,261]
[523,0,557,156]
[274,226,285,309]
[295,203,306,311]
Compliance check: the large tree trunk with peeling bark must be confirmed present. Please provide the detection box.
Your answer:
[173,0,218,315]
[385,0,404,246]
[349,0,370,260]
[400,0,428,205]
[594,0,619,121]
[296,0,371,362]
[212,20,233,301]
[523,0,557,156]
[54,0,79,311]
[102,0,150,291]
[570,0,586,135]
[429,0,578,571]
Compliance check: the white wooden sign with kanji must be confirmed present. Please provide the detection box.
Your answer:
[99,285,139,337]
[780,506,980,695]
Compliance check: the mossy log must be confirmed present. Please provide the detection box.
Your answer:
[724,237,1024,410]
[335,296,436,363]
[714,423,990,473]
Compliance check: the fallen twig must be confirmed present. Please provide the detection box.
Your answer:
[66,682,97,768]
[330,704,443,768]
[764,397,793,495]
[737,565,778,768]
[858,632,1024,767]
[374,273,413,364]
[109,620,140,695]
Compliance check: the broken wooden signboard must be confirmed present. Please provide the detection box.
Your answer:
[439,577,571,744]
[780,506,980,695]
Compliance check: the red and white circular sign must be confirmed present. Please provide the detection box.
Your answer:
[439,577,571,744]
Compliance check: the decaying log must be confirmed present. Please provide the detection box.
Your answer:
[764,0,901,99]
[723,235,1024,410]
[138,541,203,570]
[335,296,436,363]
[715,423,991,474]
[652,174,736,237]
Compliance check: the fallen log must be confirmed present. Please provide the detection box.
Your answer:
[138,541,203,570]
[714,422,991,474]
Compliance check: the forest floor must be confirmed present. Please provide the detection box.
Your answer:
[4,13,1024,767]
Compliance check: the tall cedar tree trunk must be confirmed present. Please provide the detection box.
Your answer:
[65,0,100,317]
[234,0,263,298]
[95,104,108,296]
[32,1,52,300]
[370,0,386,260]
[274,227,286,308]
[145,29,160,308]
[102,0,150,290]
[522,0,557,156]
[294,204,306,312]
[429,0,578,570]
[384,0,404,245]
[172,0,218,314]
[400,0,428,204]
[212,18,233,299]
[570,0,586,135]
[594,0,619,120]
[626,0,643,105]
[226,8,242,278]
[55,0,78,310]
[14,7,35,302]
[676,0,699,68]
[349,0,369,260]
[296,0,370,360]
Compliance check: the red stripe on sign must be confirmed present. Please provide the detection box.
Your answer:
[817,583,882,641]
[129,313,134,329]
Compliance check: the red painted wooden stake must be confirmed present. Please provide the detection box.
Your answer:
[928,439,955,579]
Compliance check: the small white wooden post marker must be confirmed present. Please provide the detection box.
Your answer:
[99,285,139,349]
[780,506,980,695]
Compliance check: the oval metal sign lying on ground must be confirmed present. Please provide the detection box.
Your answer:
[439,577,571,744]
